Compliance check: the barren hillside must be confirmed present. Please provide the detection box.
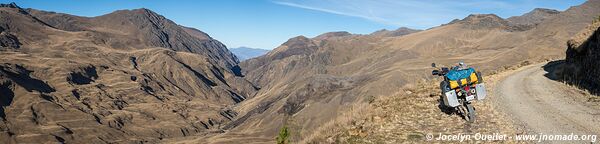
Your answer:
[0,3,256,143]
[2,1,600,143]
[196,0,600,142]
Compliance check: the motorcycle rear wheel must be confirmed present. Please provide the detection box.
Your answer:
[465,103,476,122]
[458,102,476,122]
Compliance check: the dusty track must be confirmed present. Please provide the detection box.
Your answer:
[494,63,600,137]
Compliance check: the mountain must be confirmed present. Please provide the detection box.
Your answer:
[443,8,562,31]
[26,7,239,69]
[313,31,353,40]
[453,14,510,29]
[507,8,561,30]
[230,47,269,61]
[196,0,600,142]
[2,1,600,143]
[0,3,257,143]
[370,27,421,37]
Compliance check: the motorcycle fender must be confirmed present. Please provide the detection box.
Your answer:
[476,83,486,100]
[444,90,460,107]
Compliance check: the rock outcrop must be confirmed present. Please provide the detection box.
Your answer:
[0,31,20,49]
[563,17,600,93]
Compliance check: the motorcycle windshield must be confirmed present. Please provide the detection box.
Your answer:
[445,68,475,81]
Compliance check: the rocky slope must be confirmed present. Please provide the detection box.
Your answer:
[507,8,561,30]
[26,7,239,69]
[188,0,600,143]
[0,3,256,143]
[450,14,511,29]
[562,16,600,94]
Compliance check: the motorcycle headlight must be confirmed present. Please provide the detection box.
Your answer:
[471,89,476,94]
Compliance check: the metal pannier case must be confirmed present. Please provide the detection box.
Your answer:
[475,83,486,100]
[443,90,460,107]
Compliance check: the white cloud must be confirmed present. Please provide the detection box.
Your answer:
[272,1,390,25]
[272,0,575,29]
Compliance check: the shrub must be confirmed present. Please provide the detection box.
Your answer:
[277,126,290,144]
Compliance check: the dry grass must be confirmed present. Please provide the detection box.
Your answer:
[303,80,522,143]
[568,16,600,50]
[548,62,600,107]
[299,103,373,143]
[300,60,555,143]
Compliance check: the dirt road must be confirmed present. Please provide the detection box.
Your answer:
[494,63,600,137]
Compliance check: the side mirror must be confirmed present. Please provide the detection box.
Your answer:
[441,67,449,73]
[431,63,436,68]
[432,70,440,75]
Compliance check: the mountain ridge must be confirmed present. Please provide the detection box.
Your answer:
[26,7,239,69]
[370,27,421,37]
[0,3,257,143]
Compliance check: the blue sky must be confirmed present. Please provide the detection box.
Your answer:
[1,0,586,49]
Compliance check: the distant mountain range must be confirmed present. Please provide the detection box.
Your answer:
[370,27,421,37]
[230,47,269,61]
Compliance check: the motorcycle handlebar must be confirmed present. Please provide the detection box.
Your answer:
[432,67,449,76]
[432,70,440,76]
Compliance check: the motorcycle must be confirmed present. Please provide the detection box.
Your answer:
[431,63,486,122]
